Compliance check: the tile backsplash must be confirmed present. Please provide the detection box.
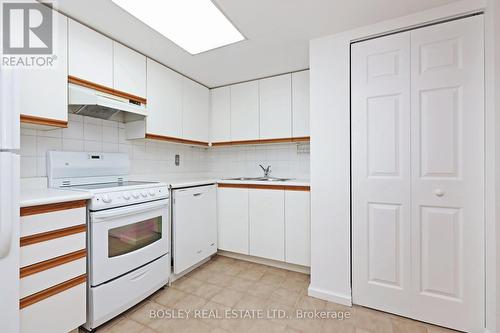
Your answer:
[20,114,310,180]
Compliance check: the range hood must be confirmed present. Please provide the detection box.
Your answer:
[68,83,147,122]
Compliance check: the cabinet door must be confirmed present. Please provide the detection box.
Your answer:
[146,59,183,138]
[259,74,292,139]
[285,190,310,266]
[113,42,146,98]
[68,19,113,87]
[217,187,249,254]
[249,189,284,261]
[210,87,231,142]
[230,81,259,141]
[292,71,310,137]
[173,185,217,274]
[19,11,67,123]
[182,78,209,142]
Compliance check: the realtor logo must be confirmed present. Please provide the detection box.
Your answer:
[3,1,53,54]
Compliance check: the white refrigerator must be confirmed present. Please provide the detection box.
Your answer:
[0,70,20,332]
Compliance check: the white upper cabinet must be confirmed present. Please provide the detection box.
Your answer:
[146,59,183,138]
[113,42,146,98]
[182,78,209,142]
[230,81,260,141]
[292,70,310,137]
[259,74,292,139]
[19,11,67,124]
[68,19,113,87]
[210,87,231,143]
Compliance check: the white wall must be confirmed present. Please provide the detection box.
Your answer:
[20,114,310,183]
[308,0,492,314]
[207,143,310,179]
[20,114,210,179]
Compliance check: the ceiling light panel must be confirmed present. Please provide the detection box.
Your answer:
[112,0,245,55]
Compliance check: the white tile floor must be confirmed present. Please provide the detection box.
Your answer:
[87,255,459,333]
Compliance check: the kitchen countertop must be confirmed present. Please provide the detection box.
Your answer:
[20,188,94,208]
[168,178,310,188]
[217,178,310,187]
[168,178,218,189]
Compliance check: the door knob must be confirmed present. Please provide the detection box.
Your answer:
[434,189,445,197]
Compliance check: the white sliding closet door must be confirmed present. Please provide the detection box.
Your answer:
[352,31,412,314]
[352,15,484,332]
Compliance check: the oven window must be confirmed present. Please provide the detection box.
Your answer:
[108,217,162,258]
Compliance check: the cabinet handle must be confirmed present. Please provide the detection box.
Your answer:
[193,193,203,197]
[210,243,215,246]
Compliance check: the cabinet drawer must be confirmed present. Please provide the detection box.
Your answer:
[21,256,86,298]
[21,231,86,268]
[20,280,86,333]
[20,207,86,237]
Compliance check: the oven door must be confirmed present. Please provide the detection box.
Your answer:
[89,199,169,286]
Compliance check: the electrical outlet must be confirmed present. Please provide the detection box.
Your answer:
[175,154,180,166]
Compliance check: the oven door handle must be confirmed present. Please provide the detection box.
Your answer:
[92,199,168,222]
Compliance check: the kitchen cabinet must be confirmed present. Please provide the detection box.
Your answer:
[259,74,292,139]
[173,185,217,274]
[249,189,285,261]
[19,200,87,333]
[145,59,183,138]
[113,42,146,98]
[217,187,249,254]
[182,78,209,143]
[210,87,231,143]
[285,190,310,266]
[230,81,260,141]
[68,19,113,88]
[19,11,68,128]
[292,70,310,137]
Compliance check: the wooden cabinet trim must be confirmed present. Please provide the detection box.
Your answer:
[20,224,86,247]
[284,185,310,191]
[20,200,87,217]
[218,183,310,191]
[20,115,68,128]
[20,249,86,278]
[19,274,86,309]
[68,75,147,104]
[211,136,310,147]
[145,133,209,146]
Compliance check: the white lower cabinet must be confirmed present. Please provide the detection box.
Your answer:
[217,185,310,266]
[285,190,310,266]
[173,185,217,274]
[249,189,285,261]
[19,200,87,333]
[217,187,249,254]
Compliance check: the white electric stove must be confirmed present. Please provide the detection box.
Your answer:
[47,151,170,331]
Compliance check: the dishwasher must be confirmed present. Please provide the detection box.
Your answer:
[171,184,217,275]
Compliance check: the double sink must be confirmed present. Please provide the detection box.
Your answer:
[224,177,292,182]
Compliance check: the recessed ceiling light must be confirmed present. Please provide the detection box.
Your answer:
[111,0,245,55]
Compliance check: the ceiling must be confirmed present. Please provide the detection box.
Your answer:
[54,0,458,88]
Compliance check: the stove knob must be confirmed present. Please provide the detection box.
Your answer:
[148,190,156,197]
[102,194,112,203]
[122,193,131,200]
[141,191,148,198]
[131,192,140,199]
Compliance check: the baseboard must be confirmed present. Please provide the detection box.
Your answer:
[217,250,310,274]
[308,285,352,306]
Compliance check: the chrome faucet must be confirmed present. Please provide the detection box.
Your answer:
[259,164,271,178]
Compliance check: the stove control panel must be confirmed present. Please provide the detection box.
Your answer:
[89,185,169,210]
